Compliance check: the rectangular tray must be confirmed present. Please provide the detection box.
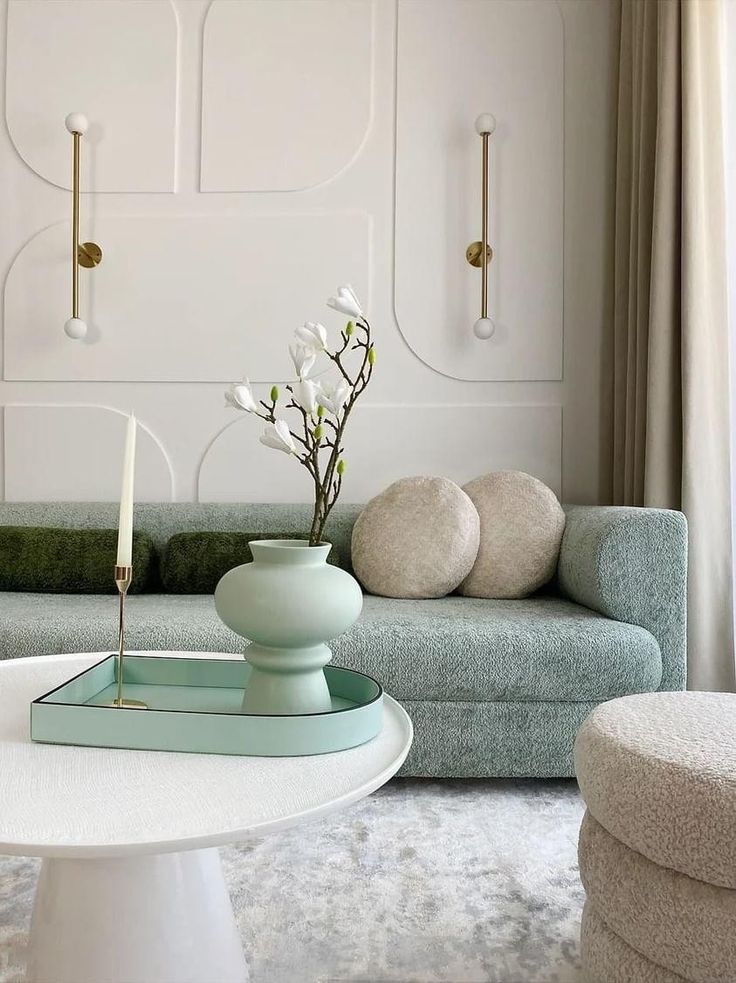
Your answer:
[31,654,383,756]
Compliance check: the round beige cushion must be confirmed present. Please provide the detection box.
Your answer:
[581,903,684,983]
[351,476,480,599]
[579,811,736,981]
[575,692,736,889]
[458,470,565,599]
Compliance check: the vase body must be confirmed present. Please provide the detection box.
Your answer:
[214,540,363,715]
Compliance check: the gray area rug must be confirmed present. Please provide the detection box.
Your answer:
[0,780,585,983]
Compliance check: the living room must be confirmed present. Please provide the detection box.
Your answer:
[0,1,734,981]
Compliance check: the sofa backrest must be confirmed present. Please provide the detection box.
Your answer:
[0,502,364,571]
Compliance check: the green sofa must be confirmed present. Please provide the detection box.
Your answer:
[0,502,687,778]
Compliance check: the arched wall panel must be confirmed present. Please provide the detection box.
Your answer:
[4,405,174,501]
[199,404,562,503]
[200,0,373,191]
[4,214,370,381]
[5,0,178,192]
[394,0,564,381]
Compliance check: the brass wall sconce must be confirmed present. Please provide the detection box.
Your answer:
[64,113,102,340]
[467,113,496,339]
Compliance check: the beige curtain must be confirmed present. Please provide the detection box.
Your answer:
[612,0,734,691]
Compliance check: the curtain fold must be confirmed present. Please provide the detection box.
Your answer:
[612,0,734,691]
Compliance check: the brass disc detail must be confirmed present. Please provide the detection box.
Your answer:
[466,241,493,268]
[78,241,103,268]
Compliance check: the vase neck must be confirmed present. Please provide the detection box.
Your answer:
[249,540,331,566]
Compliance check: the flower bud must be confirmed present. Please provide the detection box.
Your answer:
[317,404,326,418]
[336,459,346,476]
[345,321,354,337]
[313,425,324,440]
[368,347,376,365]
[270,385,279,403]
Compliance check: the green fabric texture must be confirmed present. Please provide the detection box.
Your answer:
[557,505,688,690]
[0,501,688,778]
[0,502,361,572]
[399,699,598,777]
[0,593,661,703]
[0,527,156,595]
[0,593,645,777]
[161,531,342,594]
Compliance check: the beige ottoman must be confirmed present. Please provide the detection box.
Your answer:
[574,692,736,982]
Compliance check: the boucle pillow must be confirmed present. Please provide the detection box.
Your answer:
[161,531,342,594]
[0,527,156,594]
[351,476,480,599]
[459,470,565,598]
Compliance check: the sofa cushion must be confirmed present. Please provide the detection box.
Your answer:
[460,471,566,599]
[0,593,661,702]
[161,531,343,593]
[351,476,480,598]
[0,527,156,594]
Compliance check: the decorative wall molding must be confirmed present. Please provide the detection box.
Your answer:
[200,0,373,191]
[4,405,174,501]
[394,0,564,381]
[198,404,562,502]
[5,0,178,192]
[4,213,370,381]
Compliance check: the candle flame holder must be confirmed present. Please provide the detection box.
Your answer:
[111,564,147,709]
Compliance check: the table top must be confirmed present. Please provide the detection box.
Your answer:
[0,652,413,859]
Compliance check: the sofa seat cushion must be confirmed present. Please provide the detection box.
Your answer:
[0,593,661,703]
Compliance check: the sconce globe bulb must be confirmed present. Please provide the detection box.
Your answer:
[65,113,88,135]
[64,317,88,340]
[475,113,496,136]
[473,317,495,340]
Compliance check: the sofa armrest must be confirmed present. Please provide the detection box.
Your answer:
[557,505,687,691]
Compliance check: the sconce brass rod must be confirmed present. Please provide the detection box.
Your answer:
[481,132,489,320]
[71,131,81,319]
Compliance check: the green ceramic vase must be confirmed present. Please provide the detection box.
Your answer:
[214,539,363,715]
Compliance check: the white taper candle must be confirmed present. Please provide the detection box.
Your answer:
[116,414,137,567]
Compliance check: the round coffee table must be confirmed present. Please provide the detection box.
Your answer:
[0,652,413,983]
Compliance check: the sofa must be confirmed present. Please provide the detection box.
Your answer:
[0,501,687,778]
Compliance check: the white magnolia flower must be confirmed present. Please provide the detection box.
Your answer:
[327,284,363,320]
[289,342,316,380]
[259,419,297,455]
[293,379,320,415]
[225,379,258,413]
[295,321,328,352]
[317,378,350,416]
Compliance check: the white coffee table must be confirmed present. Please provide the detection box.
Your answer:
[0,652,413,983]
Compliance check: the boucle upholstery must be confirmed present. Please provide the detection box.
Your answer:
[0,527,156,594]
[0,501,688,778]
[351,476,479,598]
[403,698,598,777]
[558,505,687,690]
[459,471,565,598]
[579,811,736,981]
[575,692,736,888]
[0,594,661,703]
[581,902,687,983]
[0,502,687,695]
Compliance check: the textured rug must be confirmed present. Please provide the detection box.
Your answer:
[0,779,585,983]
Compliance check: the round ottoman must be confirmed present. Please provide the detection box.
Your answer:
[574,692,736,982]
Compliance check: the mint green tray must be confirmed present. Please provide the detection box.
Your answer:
[30,655,383,756]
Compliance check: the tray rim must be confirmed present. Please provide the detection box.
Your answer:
[32,653,384,718]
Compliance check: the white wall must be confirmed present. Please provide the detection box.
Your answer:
[0,0,617,506]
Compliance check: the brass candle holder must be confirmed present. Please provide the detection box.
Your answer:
[112,564,147,709]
